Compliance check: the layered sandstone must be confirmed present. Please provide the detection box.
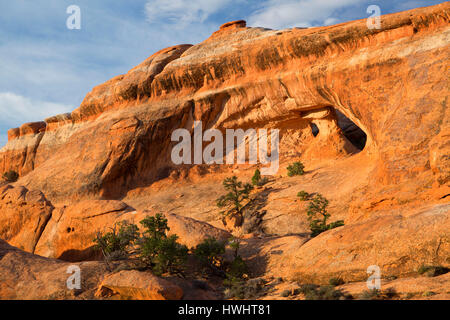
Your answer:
[0,3,447,203]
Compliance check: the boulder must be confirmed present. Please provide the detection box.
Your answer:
[95,270,183,300]
[0,239,108,300]
[0,185,53,253]
[35,200,132,261]
[289,205,450,283]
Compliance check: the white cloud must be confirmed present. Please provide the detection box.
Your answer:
[247,0,362,29]
[324,17,340,26]
[145,0,233,26]
[0,92,73,125]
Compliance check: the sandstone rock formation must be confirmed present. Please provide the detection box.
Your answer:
[35,200,133,261]
[280,204,449,283]
[34,199,231,262]
[0,240,218,300]
[0,239,108,299]
[0,3,449,300]
[336,272,450,300]
[0,3,447,203]
[0,185,53,253]
[95,270,184,300]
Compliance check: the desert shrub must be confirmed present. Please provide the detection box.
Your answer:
[252,169,261,185]
[299,284,351,300]
[359,288,397,300]
[223,278,247,299]
[223,237,250,299]
[329,277,345,286]
[251,169,269,186]
[226,238,248,279]
[94,221,139,261]
[2,170,19,182]
[93,213,189,275]
[405,292,415,299]
[226,255,248,280]
[417,265,449,277]
[297,190,310,201]
[193,237,226,270]
[422,291,436,297]
[280,287,302,297]
[306,194,344,237]
[217,176,253,217]
[281,289,291,297]
[140,213,169,239]
[228,237,241,259]
[287,162,305,176]
[138,214,188,276]
[223,277,267,300]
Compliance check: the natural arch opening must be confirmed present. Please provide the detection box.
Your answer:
[335,109,367,151]
[310,123,319,137]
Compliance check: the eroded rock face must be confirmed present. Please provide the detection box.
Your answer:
[35,200,132,261]
[0,185,53,253]
[429,127,450,185]
[0,4,447,202]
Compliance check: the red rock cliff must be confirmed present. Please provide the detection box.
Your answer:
[0,3,448,203]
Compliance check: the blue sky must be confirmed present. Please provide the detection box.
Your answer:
[0,0,446,146]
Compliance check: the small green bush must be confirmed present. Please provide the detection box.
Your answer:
[217,176,253,216]
[138,214,188,276]
[2,170,19,182]
[223,278,266,300]
[287,162,305,177]
[193,237,226,269]
[93,214,189,276]
[93,221,139,261]
[281,289,291,297]
[223,238,250,299]
[297,190,310,201]
[251,169,269,186]
[299,284,350,300]
[306,194,344,237]
[251,169,261,186]
[422,291,436,297]
[225,238,248,280]
[359,288,397,300]
[227,255,249,280]
[224,277,265,300]
[417,265,449,277]
[329,277,345,286]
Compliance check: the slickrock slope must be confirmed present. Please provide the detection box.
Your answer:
[0,3,449,299]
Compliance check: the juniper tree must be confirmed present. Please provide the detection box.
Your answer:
[306,194,344,237]
[216,176,253,216]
